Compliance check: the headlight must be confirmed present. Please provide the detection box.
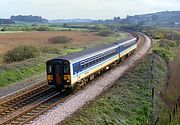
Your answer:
[64,75,71,80]
[47,75,53,80]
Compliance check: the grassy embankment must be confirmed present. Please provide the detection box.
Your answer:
[62,54,166,125]
[61,28,180,125]
[0,47,81,88]
[0,29,124,88]
[149,29,180,125]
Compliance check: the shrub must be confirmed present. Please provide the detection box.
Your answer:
[36,25,50,31]
[1,27,5,31]
[152,31,165,39]
[153,47,175,61]
[96,30,114,36]
[159,39,177,49]
[4,45,41,63]
[48,36,73,44]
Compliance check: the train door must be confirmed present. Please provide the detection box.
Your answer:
[53,61,63,89]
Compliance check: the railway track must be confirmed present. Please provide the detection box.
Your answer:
[0,33,146,125]
[0,81,48,105]
[0,92,63,125]
[0,83,55,124]
[0,81,73,125]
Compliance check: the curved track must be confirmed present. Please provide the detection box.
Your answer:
[31,33,151,125]
[0,32,151,125]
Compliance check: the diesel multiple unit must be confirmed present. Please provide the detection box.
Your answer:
[46,37,137,90]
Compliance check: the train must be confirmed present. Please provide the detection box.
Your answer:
[46,36,138,91]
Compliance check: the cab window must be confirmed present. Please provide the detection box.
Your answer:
[64,62,70,74]
[47,65,52,74]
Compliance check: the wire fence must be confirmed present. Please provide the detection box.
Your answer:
[153,103,179,125]
[150,55,180,125]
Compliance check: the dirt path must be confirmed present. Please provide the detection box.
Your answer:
[30,33,151,125]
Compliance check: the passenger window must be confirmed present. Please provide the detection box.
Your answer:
[73,65,76,74]
[86,63,88,68]
[78,64,80,72]
[90,61,92,66]
[93,60,96,64]
[82,65,84,70]
[96,59,98,63]
[103,56,105,60]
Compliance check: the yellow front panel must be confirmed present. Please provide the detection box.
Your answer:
[47,75,53,81]
[64,75,70,80]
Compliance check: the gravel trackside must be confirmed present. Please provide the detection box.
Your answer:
[30,33,151,125]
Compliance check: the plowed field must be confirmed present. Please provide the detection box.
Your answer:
[0,31,105,54]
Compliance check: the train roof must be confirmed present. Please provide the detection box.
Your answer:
[53,37,135,62]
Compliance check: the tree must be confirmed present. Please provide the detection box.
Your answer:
[113,17,121,23]
[63,23,68,27]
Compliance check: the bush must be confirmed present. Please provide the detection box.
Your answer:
[36,25,50,31]
[4,45,41,63]
[96,30,114,36]
[159,39,177,49]
[48,36,73,44]
[1,27,6,31]
[153,47,175,61]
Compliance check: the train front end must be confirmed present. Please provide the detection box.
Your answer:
[46,59,71,91]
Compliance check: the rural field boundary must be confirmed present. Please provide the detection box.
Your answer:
[151,54,180,125]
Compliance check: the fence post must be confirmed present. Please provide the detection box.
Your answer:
[152,87,154,99]
[173,107,176,116]
[169,113,171,122]
[154,117,159,125]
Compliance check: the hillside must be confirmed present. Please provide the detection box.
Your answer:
[10,15,48,23]
[49,19,95,23]
[121,11,180,26]
[0,19,14,24]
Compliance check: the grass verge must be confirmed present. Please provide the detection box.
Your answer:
[0,47,82,87]
[0,54,55,87]
[61,54,167,125]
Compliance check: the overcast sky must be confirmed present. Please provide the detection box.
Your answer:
[0,0,180,19]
